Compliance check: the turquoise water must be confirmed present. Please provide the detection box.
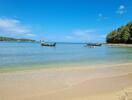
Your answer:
[0,42,132,71]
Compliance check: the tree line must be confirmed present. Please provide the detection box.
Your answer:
[0,36,36,42]
[106,21,132,44]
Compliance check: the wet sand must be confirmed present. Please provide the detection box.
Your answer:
[0,63,132,100]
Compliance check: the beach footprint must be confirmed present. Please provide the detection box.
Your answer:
[118,89,132,100]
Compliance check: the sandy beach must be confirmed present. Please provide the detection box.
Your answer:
[0,0,132,99]
[0,63,132,100]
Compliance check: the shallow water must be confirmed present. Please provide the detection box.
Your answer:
[0,42,132,71]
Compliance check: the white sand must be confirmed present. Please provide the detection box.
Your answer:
[0,63,132,100]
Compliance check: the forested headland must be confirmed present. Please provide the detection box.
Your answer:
[106,21,132,44]
[0,36,36,42]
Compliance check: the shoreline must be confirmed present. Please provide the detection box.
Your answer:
[0,63,132,100]
[1,61,132,74]
[106,43,132,47]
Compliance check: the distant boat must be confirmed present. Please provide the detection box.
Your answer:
[41,42,56,47]
[85,43,102,47]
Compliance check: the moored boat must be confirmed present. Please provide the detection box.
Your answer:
[85,43,102,47]
[41,42,56,47]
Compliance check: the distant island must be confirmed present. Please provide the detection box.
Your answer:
[0,36,36,42]
[106,21,132,44]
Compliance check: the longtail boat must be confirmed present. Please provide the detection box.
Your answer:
[41,42,56,47]
[85,43,102,48]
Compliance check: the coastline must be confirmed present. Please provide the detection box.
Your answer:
[0,63,132,100]
[106,43,132,47]
[1,61,132,73]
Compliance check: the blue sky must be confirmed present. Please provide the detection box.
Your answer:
[0,0,132,42]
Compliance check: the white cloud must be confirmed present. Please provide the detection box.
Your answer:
[73,29,94,38]
[119,5,125,9]
[65,36,74,40]
[26,33,36,36]
[116,5,126,15]
[0,18,35,37]
[65,29,104,42]
[97,13,108,21]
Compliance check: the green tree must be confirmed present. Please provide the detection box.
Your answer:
[106,21,132,44]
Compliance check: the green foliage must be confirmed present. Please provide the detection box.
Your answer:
[0,36,36,42]
[106,21,132,44]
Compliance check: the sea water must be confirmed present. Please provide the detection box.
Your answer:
[0,42,132,72]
